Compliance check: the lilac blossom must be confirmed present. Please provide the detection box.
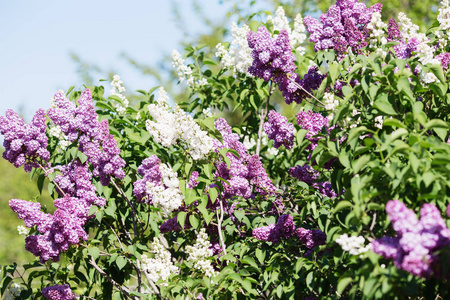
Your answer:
[252,214,296,243]
[188,171,200,189]
[313,181,338,198]
[263,110,294,149]
[214,118,276,201]
[47,89,126,186]
[372,200,450,279]
[296,110,329,151]
[296,228,327,249]
[0,109,50,172]
[303,0,383,57]
[289,164,319,184]
[41,284,77,300]
[133,155,162,203]
[436,52,450,70]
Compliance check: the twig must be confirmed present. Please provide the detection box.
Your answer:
[38,163,66,197]
[136,260,161,298]
[370,212,377,231]
[88,256,136,300]
[287,76,326,107]
[256,82,273,156]
[216,200,227,256]
[112,179,138,237]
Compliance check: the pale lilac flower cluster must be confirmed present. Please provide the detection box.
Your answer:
[47,89,126,186]
[3,282,24,300]
[289,164,319,184]
[140,237,179,286]
[372,200,450,279]
[41,284,77,300]
[303,0,382,57]
[188,171,200,189]
[53,160,106,207]
[336,233,371,255]
[133,155,162,203]
[296,228,327,249]
[296,110,329,151]
[110,74,129,115]
[10,197,89,263]
[263,110,294,149]
[0,109,50,172]
[214,118,276,200]
[186,228,218,277]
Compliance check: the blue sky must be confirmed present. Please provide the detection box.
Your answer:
[0,0,255,120]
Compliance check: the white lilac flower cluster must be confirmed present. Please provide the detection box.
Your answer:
[340,109,361,129]
[396,13,440,85]
[17,225,29,236]
[438,0,450,30]
[336,234,372,255]
[110,75,129,115]
[146,163,184,215]
[267,7,307,54]
[186,228,218,277]
[172,50,207,88]
[374,115,384,129]
[145,87,214,160]
[367,12,388,56]
[3,283,24,300]
[215,23,253,77]
[140,237,179,286]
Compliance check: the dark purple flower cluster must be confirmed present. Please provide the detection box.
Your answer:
[313,181,338,198]
[160,216,181,233]
[296,110,329,151]
[0,109,50,172]
[214,118,276,200]
[133,155,162,203]
[387,19,401,42]
[372,200,450,279]
[41,284,77,300]
[263,110,294,149]
[296,228,327,249]
[304,0,382,57]
[252,214,296,243]
[393,38,419,59]
[436,52,450,70]
[47,89,125,186]
[289,164,319,184]
[247,26,325,104]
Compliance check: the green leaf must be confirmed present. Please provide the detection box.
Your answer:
[241,256,258,269]
[189,215,200,229]
[88,247,99,260]
[329,61,340,83]
[337,277,353,295]
[177,211,187,229]
[333,201,353,213]
[116,256,127,270]
[383,118,407,129]
[373,95,397,115]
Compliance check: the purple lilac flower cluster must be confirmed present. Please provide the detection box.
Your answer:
[436,52,450,70]
[304,0,382,57]
[47,89,125,186]
[296,110,329,151]
[372,200,450,279]
[289,164,319,184]
[296,228,327,249]
[0,109,50,172]
[133,155,162,203]
[313,181,338,198]
[188,171,200,189]
[8,161,103,262]
[41,284,77,300]
[253,214,327,250]
[214,118,276,200]
[246,25,326,104]
[53,160,106,207]
[263,110,294,149]
[10,196,89,262]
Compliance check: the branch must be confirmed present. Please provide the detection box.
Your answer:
[112,179,139,237]
[88,257,137,300]
[38,163,66,197]
[256,82,273,156]
[286,76,326,107]
[216,200,227,256]
[136,260,161,298]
